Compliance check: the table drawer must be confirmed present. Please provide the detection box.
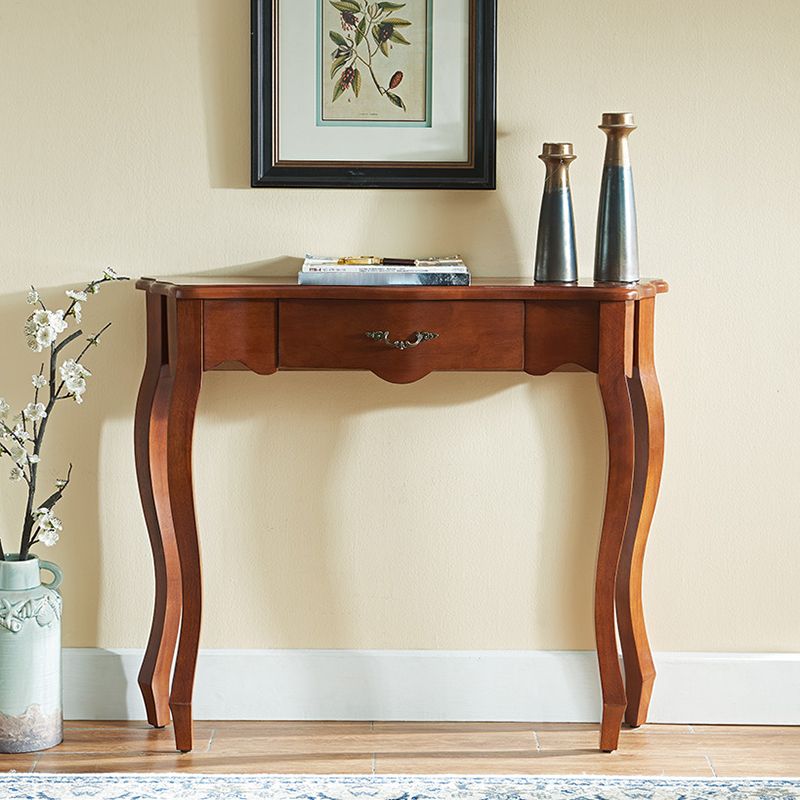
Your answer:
[203,300,277,374]
[279,300,524,383]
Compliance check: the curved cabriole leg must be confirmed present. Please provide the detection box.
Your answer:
[165,299,204,753]
[595,301,636,752]
[135,293,182,728]
[616,297,664,727]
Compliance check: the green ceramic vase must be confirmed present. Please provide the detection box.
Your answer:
[0,555,63,753]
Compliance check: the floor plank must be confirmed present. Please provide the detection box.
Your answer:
[0,756,37,773]
[33,752,373,775]
[372,752,715,777]
[708,755,800,779]
[536,730,708,753]
[39,725,214,755]
[691,725,800,736]
[0,721,796,777]
[373,722,537,733]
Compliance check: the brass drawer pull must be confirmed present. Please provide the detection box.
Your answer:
[365,330,439,351]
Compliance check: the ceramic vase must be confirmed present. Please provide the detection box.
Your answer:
[0,555,63,753]
[534,142,578,283]
[594,112,640,283]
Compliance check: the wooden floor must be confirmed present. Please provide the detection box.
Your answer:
[2,722,799,777]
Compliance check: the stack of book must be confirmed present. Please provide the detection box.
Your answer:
[298,255,471,286]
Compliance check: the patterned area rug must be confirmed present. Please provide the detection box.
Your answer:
[1,775,799,799]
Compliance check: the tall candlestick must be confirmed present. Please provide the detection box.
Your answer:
[534,143,578,283]
[594,112,639,284]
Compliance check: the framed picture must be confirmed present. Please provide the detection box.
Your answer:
[251,0,497,189]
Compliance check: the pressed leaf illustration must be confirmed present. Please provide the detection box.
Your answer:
[385,90,406,111]
[327,0,414,112]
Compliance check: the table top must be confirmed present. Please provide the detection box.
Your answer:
[137,276,669,302]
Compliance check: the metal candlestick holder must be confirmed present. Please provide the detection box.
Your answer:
[534,143,578,284]
[594,112,640,284]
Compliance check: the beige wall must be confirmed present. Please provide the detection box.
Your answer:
[1,0,798,653]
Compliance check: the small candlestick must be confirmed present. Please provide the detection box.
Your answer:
[594,112,640,284]
[534,143,578,283]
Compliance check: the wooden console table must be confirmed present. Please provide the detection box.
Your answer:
[134,276,667,753]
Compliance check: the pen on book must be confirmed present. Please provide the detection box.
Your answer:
[381,258,417,266]
[312,257,418,266]
[303,255,465,267]
[335,257,462,266]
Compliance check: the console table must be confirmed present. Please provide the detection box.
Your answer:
[134,276,667,753]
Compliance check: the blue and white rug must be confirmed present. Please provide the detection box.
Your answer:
[1,775,799,800]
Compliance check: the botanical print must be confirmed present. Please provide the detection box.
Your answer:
[320,0,431,126]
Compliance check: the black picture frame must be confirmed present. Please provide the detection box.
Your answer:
[251,0,497,189]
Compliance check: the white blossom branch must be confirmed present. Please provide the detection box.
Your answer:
[13,269,129,560]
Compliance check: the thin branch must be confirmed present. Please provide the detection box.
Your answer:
[33,363,45,405]
[52,323,111,401]
[0,441,30,486]
[73,322,112,364]
[33,361,45,438]
[37,463,73,512]
[19,330,80,560]
[64,280,94,319]
[1,420,29,448]
[341,7,387,100]
[16,274,127,560]
[53,328,84,358]
[48,328,84,402]
[64,276,115,320]
[21,320,110,558]
[0,422,33,484]
[353,52,385,94]
[32,285,47,313]
[27,518,43,550]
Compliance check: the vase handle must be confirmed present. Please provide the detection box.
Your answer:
[39,560,63,591]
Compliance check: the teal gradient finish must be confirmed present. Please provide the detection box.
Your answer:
[535,186,578,283]
[595,164,640,283]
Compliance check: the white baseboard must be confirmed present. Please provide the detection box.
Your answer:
[62,649,800,725]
